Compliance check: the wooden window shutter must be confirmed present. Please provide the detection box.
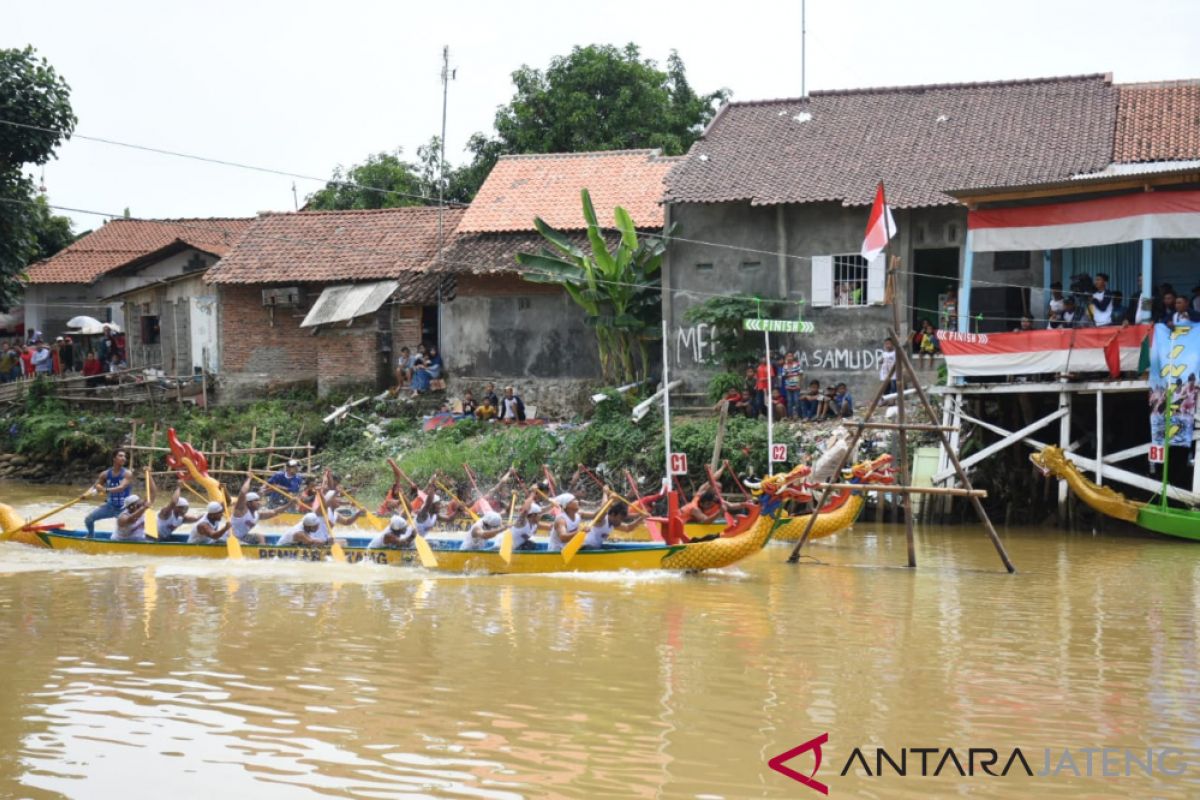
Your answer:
[810,255,833,307]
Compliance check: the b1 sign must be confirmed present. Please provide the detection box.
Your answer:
[670,452,689,475]
[771,444,788,462]
[1149,444,1165,464]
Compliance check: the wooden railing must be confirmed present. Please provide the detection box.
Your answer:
[0,366,210,409]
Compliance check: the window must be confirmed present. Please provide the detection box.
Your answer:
[811,253,886,308]
[993,251,1029,271]
[739,261,761,271]
[141,314,161,345]
[695,262,713,272]
[833,254,869,307]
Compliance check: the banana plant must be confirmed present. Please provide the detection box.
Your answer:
[516,189,668,384]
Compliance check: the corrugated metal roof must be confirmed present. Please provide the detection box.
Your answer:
[300,280,398,328]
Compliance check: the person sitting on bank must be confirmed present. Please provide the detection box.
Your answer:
[500,385,526,422]
[114,494,153,542]
[460,511,506,550]
[266,459,304,508]
[275,512,324,547]
[84,450,132,537]
[231,477,285,545]
[394,346,415,389]
[827,383,854,418]
[187,502,230,544]
[157,490,200,541]
[368,515,414,549]
[460,390,478,417]
[583,496,646,549]
[799,380,822,420]
[475,394,498,421]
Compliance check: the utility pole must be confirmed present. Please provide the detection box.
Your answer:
[801,0,807,98]
[437,45,453,264]
[291,182,298,211]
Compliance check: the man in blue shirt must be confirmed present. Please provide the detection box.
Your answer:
[266,459,304,508]
[84,450,132,536]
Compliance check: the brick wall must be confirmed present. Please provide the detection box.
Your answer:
[456,273,562,297]
[317,322,379,397]
[217,284,317,398]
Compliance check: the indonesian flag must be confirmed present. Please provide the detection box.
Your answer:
[861,182,897,262]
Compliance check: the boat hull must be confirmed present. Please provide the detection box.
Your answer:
[1135,507,1200,540]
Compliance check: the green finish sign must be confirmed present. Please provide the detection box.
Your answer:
[743,318,815,333]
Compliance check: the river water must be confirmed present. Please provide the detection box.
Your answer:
[1,481,1198,799]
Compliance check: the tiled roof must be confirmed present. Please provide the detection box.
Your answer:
[1115,81,1200,163]
[438,231,613,276]
[204,206,466,285]
[664,74,1118,208]
[24,218,251,284]
[456,150,677,233]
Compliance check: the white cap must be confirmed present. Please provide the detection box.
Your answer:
[176,497,189,509]
[389,515,406,531]
[302,512,321,528]
[287,459,300,468]
[124,494,141,508]
[206,501,224,515]
[554,493,576,507]
[482,511,503,529]
[324,490,337,502]
[428,494,442,505]
[527,502,542,515]
[245,492,260,502]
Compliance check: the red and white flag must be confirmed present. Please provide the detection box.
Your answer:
[861,182,897,262]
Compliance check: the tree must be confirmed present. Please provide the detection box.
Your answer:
[684,296,786,371]
[457,44,727,198]
[0,46,76,311]
[305,148,431,210]
[27,194,75,263]
[517,189,667,384]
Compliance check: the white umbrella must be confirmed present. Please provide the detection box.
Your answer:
[66,316,121,335]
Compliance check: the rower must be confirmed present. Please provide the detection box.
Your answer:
[113,494,151,542]
[510,495,545,551]
[408,494,444,538]
[583,499,645,549]
[317,490,364,539]
[231,477,285,545]
[276,512,324,547]
[186,501,230,544]
[84,449,132,537]
[680,490,726,524]
[157,490,200,541]
[266,459,304,508]
[460,511,505,550]
[548,493,582,553]
[367,515,411,549]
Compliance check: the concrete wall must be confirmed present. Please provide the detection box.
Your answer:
[23,284,121,341]
[120,274,210,373]
[440,274,601,415]
[664,201,966,400]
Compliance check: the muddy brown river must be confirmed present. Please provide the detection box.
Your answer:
[1,481,1198,798]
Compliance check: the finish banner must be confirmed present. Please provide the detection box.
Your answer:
[939,326,1149,379]
[1148,323,1200,451]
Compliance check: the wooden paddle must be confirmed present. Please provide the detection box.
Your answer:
[143,469,159,539]
[396,491,437,568]
[0,490,90,539]
[561,497,614,565]
[338,487,388,531]
[314,491,347,563]
[499,492,517,565]
[435,480,481,522]
[219,485,243,560]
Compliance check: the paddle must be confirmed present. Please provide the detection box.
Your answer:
[705,465,737,528]
[579,464,639,508]
[561,497,615,565]
[0,490,90,539]
[219,485,243,560]
[499,492,517,565]
[143,469,159,539]
[396,491,438,568]
[248,472,306,507]
[338,487,388,531]
[314,491,347,563]
[435,480,481,522]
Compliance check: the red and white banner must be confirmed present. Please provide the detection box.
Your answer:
[968,190,1200,252]
[939,325,1150,379]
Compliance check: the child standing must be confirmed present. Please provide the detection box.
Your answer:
[782,353,804,419]
[879,339,897,395]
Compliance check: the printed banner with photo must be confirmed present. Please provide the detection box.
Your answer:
[1148,323,1200,449]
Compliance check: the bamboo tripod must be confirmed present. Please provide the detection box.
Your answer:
[787,257,1016,573]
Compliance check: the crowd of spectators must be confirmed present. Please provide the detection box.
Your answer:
[717,352,856,423]
[0,326,126,384]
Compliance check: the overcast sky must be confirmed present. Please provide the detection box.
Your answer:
[7,0,1199,232]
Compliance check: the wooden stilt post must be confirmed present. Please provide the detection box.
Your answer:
[886,254,916,568]
[1058,390,1071,525]
[130,421,138,471]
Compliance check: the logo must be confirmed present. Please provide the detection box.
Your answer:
[768,733,829,795]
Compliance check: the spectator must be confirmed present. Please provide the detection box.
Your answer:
[1191,286,1200,317]
[500,386,526,422]
[1089,273,1115,326]
[1170,295,1200,326]
[754,356,774,419]
[917,320,939,367]
[460,390,477,417]
[940,288,958,332]
[1047,282,1066,319]
[1013,316,1034,332]
[82,351,104,388]
[742,366,757,418]
[483,382,499,409]
[716,385,751,418]
[828,382,854,418]
[770,386,787,420]
[1061,297,1083,327]
[475,394,498,421]
[31,343,53,375]
[799,380,822,420]
[51,337,65,374]
[781,353,804,419]
[1110,292,1126,325]
[395,346,413,388]
[880,338,897,395]
[0,342,15,383]
[20,345,34,377]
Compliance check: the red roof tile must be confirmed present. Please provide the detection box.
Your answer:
[1115,81,1200,163]
[25,218,252,284]
[204,206,466,285]
[455,150,677,233]
[665,74,1117,208]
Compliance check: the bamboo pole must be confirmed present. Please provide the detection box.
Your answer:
[810,483,987,497]
[853,422,959,432]
[888,254,917,568]
[130,421,138,472]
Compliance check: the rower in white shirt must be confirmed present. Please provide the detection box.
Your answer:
[113,494,152,542]
[230,477,285,545]
[548,493,582,553]
[510,495,545,551]
[276,512,324,547]
[582,497,646,549]
[156,490,200,541]
[368,515,411,549]
[460,512,505,550]
[187,502,230,544]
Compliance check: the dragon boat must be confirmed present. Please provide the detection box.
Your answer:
[1030,446,1200,541]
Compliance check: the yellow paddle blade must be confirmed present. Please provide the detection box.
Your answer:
[226,534,244,560]
[561,531,586,564]
[144,470,159,539]
[330,540,347,563]
[499,529,514,565]
[367,513,388,531]
[414,534,438,568]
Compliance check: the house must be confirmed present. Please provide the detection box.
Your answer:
[661,74,1118,399]
[438,149,677,413]
[22,217,252,369]
[204,206,463,399]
